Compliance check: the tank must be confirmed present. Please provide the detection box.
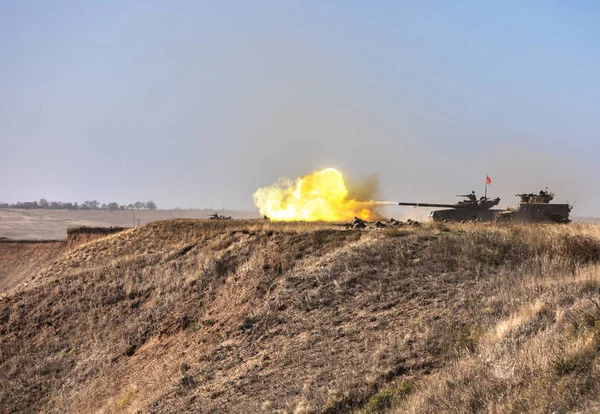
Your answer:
[398,191,502,222]
[495,189,571,223]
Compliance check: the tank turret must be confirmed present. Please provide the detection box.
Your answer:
[515,188,554,204]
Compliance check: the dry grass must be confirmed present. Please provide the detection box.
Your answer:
[66,226,128,249]
[1,220,600,413]
[388,224,600,414]
[0,240,65,295]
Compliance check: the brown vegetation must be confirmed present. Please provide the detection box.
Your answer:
[67,226,128,249]
[0,239,65,295]
[1,220,600,413]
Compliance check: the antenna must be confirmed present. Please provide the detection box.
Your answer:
[569,198,578,212]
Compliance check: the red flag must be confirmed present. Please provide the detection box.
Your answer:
[486,175,491,185]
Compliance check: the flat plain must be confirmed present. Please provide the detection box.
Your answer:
[0,208,259,239]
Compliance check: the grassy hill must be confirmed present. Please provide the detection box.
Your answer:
[1,220,600,413]
[0,239,65,296]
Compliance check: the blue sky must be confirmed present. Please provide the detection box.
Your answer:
[1,1,599,214]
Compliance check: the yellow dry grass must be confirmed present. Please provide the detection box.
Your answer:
[2,219,600,413]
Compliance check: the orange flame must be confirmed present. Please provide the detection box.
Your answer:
[253,168,379,221]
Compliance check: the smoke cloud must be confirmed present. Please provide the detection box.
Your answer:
[346,174,381,202]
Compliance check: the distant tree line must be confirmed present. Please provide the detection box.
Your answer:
[0,199,157,211]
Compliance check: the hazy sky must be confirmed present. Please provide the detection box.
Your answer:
[1,1,599,215]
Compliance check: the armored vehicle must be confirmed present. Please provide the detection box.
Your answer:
[398,191,502,222]
[208,212,232,220]
[495,189,571,223]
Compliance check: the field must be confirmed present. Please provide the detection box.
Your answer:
[0,208,259,239]
[2,219,600,413]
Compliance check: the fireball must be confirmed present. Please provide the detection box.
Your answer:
[253,168,379,221]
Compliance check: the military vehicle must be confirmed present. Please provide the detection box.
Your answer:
[208,212,232,220]
[398,191,502,222]
[495,189,571,223]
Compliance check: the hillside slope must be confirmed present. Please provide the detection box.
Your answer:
[1,220,600,413]
[0,240,65,295]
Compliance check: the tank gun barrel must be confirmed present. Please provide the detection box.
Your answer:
[398,202,457,208]
[399,196,500,210]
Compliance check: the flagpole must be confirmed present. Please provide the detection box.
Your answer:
[484,176,488,200]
